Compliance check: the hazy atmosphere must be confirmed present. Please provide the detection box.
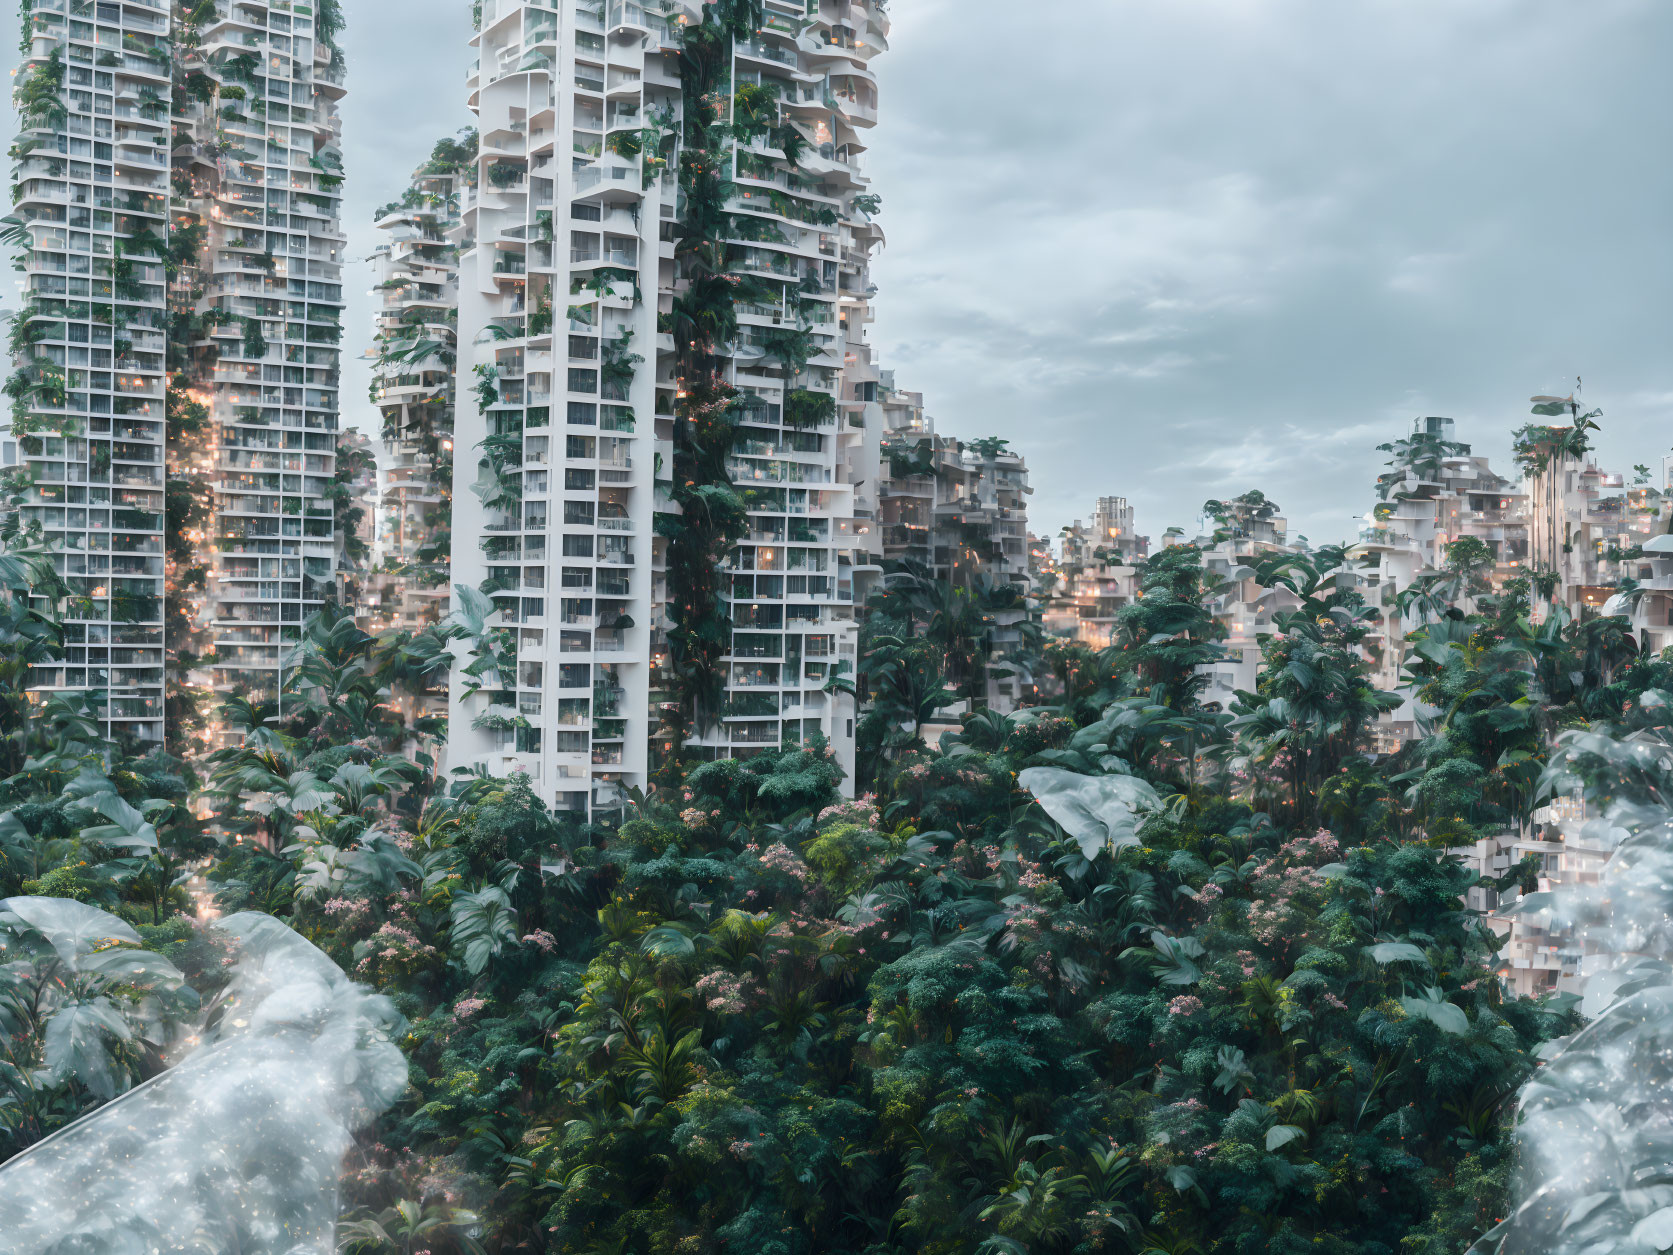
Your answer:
[6,0,1667,540]
[349,0,1672,542]
[867,0,1673,542]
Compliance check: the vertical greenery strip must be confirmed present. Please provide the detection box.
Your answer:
[656,0,766,746]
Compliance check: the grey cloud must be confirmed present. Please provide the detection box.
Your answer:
[866,0,1673,543]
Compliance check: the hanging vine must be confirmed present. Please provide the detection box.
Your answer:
[653,0,770,762]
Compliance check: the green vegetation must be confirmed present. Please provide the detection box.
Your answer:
[5,487,1650,1251]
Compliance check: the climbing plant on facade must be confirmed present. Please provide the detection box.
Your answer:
[655,0,772,759]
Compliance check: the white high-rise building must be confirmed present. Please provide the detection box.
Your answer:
[6,0,173,746]
[445,0,667,817]
[446,0,887,815]
[182,0,348,716]
[369,137,471,636]
[6,0,350,752]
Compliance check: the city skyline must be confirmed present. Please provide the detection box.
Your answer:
[319,0,1673,547]
[7,0,1668,546]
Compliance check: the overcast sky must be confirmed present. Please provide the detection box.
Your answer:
[8,0,1669,546]
[864,0,1673,544]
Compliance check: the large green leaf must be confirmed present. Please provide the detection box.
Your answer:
[1365,941,1429,966]
[1213,1045,1253,1095]
[1265,1124,1305,1151]
[446,583,496,638]
[1399,988,1469,1035]
[1017,767,1160,860]
[78,791,159,853]
[640,926,696,958]
[1,897,141,964]
[1148,930,1204,986]
[450,885,519,976]
[77,948,185,990]
[43,998,133,1100]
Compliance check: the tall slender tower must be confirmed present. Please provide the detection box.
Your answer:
[7,0,348,753]
[369,135,471,637]
[669,0,884,782]
[445,0,887,816]
[447,0,669,816]
[172,0,347,729]
[6,0,174,747]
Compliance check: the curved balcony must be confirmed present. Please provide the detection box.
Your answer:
[828,96,878,128]
[608,1,651,39]
[736,39,798,70]
[572,163,644,205]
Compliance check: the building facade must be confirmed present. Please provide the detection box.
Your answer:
[6,0,347,750]
[368,137,470,636]
[443,0,889,815]
[1045,498,1147,646]
[1346,417,1529,740]
[178,0,347,721]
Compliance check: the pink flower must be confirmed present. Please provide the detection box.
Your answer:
[759,843,810,881]
[1167,995,1203,1017]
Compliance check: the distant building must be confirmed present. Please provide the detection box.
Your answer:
[1046,498,1148,647]
[368,137,469,636]
[1520,431,1662,616]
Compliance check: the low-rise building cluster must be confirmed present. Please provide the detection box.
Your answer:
[1035,411,1673,996]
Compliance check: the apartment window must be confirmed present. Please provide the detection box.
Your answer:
[733,603,783,629]
[567,402,597,425]
[732,633,781,658]
[564,501,595,525]
[562,534,594,556]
